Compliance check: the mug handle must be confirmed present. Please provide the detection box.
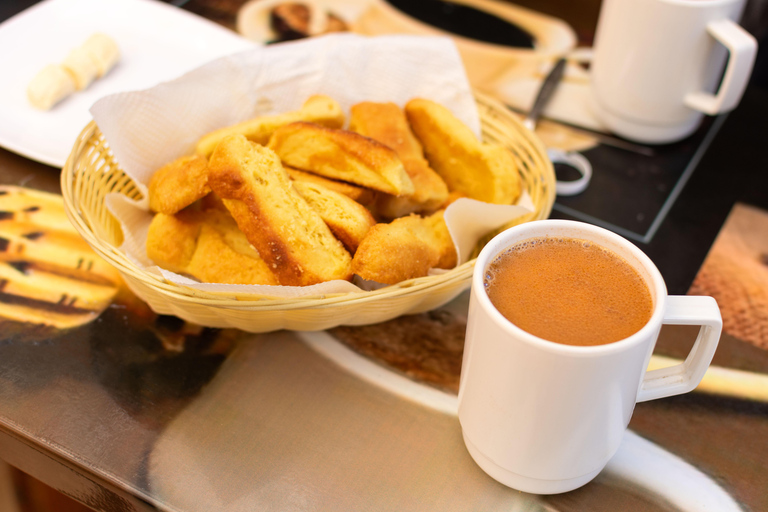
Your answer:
[684,19,757,115]
[548,148,593,196]
[636,295,722,402]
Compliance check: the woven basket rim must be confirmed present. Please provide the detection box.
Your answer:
[60,90,555,311]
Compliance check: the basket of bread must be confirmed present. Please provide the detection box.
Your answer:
[61,34,555,332]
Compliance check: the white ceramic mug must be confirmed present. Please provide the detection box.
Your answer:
[589,0,757,144]
[457,220,722,494]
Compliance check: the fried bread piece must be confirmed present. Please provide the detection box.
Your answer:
[186,223,279,285]
[196,95,345,157]
[147,208,278,285]
[349,102,448,218]
[148,154,210,214]
[424,210,457,269]
[268,122,414,196]
[199,191,228,212]
[146,210,202,274]
[286,166,376,206]
[207,134,352,286]
[405,98,521,205]
[293,181,376,253]
[351,215,440,285]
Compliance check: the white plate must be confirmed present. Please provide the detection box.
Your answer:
[299,326,744,511]
[0,0,254,168]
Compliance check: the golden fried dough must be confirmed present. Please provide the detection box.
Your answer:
[199,191,228,212]
[351,215,439,285]
[405,98,521,205]
[424,210,457,269]
[268,122,414,196]
[285,166,376,206]
[350,101,448,218]
[207,134,352,286]
[293,181,376,254]
[196,95,345,157]
[146,208,278,285]
[186,223,279,285]
[146,210,202,274]
[148,154,210,214]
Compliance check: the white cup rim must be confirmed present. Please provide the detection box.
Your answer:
[473,220,668,357]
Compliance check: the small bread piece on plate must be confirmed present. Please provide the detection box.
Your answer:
[27,64,76,110]
[186,223,279,285]
[146,211,202,275]
[196,94,345,157]
[268,122,414,196]
[148,154,210,214]
[292,181,376,253]
[351,214,441,285]
[81,33,120,77]
[349,101,448,218]
[285,166,375,206]
[207,134,352,286]
[405,98,521,205]
[61,45,100,90]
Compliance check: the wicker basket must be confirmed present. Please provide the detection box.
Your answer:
[61,91,555,332]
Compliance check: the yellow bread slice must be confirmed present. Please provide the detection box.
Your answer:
[292,181,376,254]
[268,122,413,196]
[148,154,210,214]
[405,98,521,205]
[285,166,376,206]
[186,223,279,285]
[351,215,440,285]
[146,208,278,285]
[207,134,351,286]
[349,101,448,217]
[196,94,345,156]
[146,211,202,274]
[424,210,457,269]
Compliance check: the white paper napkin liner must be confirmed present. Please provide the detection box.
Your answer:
[90,33,480,187]
[444,195,534,265]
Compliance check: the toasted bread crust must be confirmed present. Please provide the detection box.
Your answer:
[186,223,279,285]
[207,134,352,286]
[268,122,414,196]
[148,154,210,214]
[196,94,345,157]
[350,102,449,218]
[405,98,520,205]
[286,166,376,206]
[293,181,376,253]
[351,216,437,285]
[424,210,457,269]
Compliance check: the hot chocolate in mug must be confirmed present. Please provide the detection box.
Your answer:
[589,0,757,144]
[458,220,722,494]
